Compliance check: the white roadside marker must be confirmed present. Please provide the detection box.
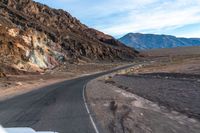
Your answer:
[82,84,100,133]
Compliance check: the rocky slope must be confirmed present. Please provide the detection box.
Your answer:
[119,33,200,50]
[0,0,138,74]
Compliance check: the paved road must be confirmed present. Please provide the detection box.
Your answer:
[0,65,133,133]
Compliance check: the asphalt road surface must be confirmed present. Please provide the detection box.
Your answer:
[0,65,133,133]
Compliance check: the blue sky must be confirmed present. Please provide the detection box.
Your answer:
[34,0,200,38]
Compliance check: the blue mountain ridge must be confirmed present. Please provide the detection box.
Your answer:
[119,33,200,50]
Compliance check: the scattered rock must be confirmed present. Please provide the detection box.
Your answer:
[0,72,6,78]
[105,79,116,84]
[16,82,22,86]
[110,101,118,115]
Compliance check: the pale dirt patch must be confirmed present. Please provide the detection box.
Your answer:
[119,56,200,75]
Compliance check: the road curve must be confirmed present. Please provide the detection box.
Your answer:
[0,65,133,133]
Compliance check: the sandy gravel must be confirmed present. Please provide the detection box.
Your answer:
[132,55,200,74]
[112,73,200,120]
[85,48,200,133]
[86,76,200,133]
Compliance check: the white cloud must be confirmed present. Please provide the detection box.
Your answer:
[96,0,200,37]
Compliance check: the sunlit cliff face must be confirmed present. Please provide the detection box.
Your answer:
[0,0,139,75]
[0,24,65,72]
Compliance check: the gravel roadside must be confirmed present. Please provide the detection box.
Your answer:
[112,73,200,120]
[86,75,200,133]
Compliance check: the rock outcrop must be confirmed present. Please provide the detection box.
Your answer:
[0,72,6,78]
[0,0,139,73]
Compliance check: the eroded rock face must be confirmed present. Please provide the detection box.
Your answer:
[0,0,139,73]
[0,24,65,72]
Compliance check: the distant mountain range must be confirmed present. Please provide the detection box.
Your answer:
[119,33,200,50]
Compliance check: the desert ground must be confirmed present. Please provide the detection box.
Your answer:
[86,46,200,133]
[1,46,200,133]
[0,62,127,101]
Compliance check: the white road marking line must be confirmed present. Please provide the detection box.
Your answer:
[82,84,100,133]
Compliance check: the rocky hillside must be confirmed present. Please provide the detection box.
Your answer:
[119,33,200,50]
[0,0,138,74]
